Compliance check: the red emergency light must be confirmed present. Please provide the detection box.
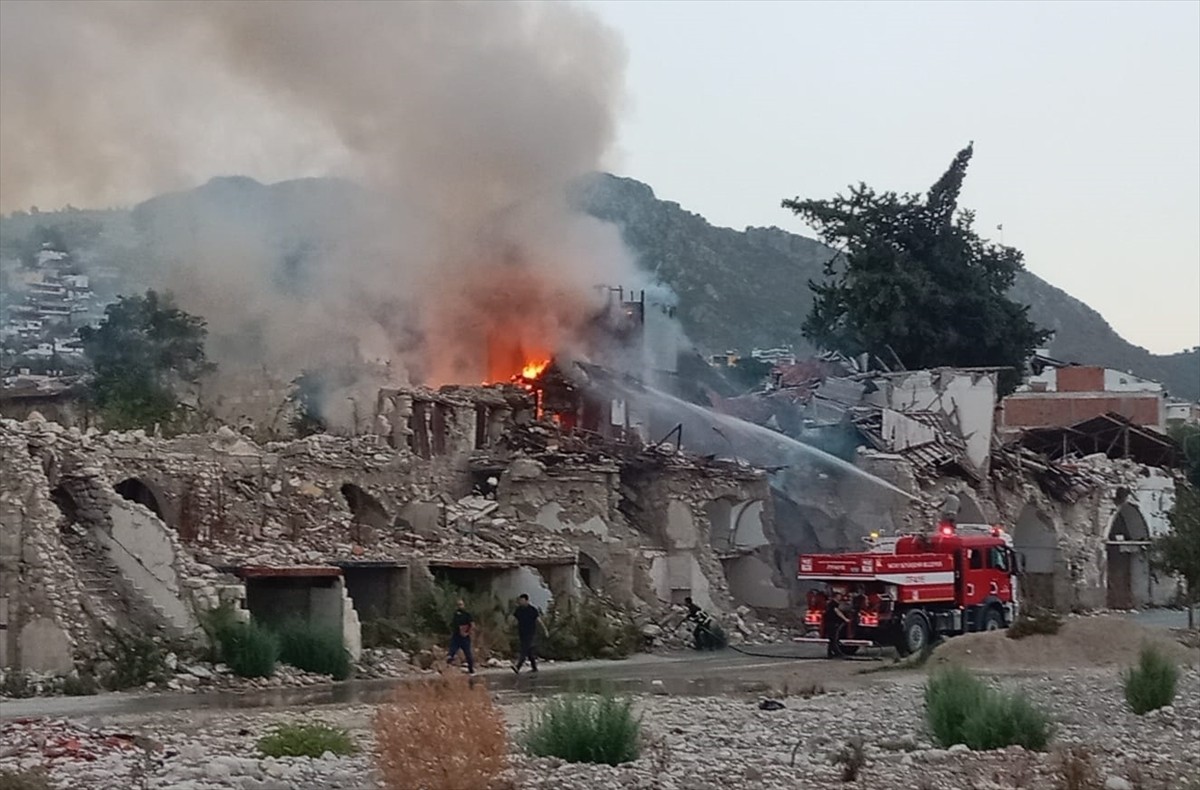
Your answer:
[938,520,956,536]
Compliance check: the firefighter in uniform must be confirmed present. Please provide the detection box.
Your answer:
[824,590,851,658]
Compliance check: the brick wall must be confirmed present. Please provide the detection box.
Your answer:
[1001,392,1164,430]
[1056,366,1105,392]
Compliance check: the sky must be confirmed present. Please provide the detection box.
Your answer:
[585,0,1200,355]
[1,1,1196,356]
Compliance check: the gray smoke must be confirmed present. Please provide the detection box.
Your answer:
[0,0,639,423]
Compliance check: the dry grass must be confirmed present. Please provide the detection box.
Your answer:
[1054,746,1100,790]
[832,735,865,783]
[374,672,510,790]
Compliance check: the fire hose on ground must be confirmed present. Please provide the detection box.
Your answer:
[657,615,885,662]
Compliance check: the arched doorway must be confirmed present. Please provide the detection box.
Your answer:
[113,478,164,519]
[1106,503,1150,610]
[1012,503,1059,610]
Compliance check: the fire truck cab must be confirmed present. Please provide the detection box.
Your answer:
[796,521,1020,656]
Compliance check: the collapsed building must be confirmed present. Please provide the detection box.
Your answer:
[710,356,1188,615]
[1,272,1189,675]
[0,371,783,673]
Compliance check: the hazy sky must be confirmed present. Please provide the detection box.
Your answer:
[586,0,1200,355]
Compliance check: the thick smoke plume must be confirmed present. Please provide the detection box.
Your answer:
[0,1,636,422]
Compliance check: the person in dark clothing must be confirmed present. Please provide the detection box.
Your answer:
[511,594,540,674]
[825,591,851,658]
[447,598,475,674]
[683,596,714,650]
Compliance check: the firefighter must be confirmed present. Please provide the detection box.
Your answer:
[683,596,715,650]
[824,590,851,658]
[850,585,868,638]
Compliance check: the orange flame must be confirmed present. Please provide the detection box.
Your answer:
[520,359,551,381]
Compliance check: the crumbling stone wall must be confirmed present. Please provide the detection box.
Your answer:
[1,421,90,671]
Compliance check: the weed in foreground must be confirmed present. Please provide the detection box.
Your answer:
[925,665,1053,751]
[256,721,357,758]
[523,693,641,766]
[1122,644,1178,715]
[1054,746,1100,790]
[832,735,865,782]
[374,673,508,790]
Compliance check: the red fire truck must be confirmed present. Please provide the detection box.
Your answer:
[796,521,1020,656]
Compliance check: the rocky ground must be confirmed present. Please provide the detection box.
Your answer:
[2,665,1197,790]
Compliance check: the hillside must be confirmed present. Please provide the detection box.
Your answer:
[3,174,1196,401]
[573,173,1200,401]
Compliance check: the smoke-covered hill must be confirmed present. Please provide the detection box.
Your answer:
[573,173,1200,402]
[3,174,1196,401]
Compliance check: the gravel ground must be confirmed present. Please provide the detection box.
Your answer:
[2,666,1198,790]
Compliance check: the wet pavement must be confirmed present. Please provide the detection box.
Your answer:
[0,643,885,721]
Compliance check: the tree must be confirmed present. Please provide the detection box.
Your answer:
[782,144,1050,393]
[1155,483,1200,629]
[78,290,213,430]
[1168,424,1200,489]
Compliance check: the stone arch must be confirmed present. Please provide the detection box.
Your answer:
[113,477,164,519]
[1108,502,1150,541]
[340,483,389,537]
[577,551,602,592]
[707,497,768,553]
[1106,502,1151,609]
[956,494,986,525]
[1012,502,1059,610]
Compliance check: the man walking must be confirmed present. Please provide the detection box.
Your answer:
[447,598,475,674]
[512,594,540,674]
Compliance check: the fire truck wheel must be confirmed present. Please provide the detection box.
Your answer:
[898,611,930,656]
[980,606,1005,631]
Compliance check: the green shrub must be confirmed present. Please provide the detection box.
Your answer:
[256,721,357,758]
[409,580,511,659]
[523,693,642,765]
[361,618,412,650]
[925,666,1053,751]
[1,669,36,698]
[61,672,99,696]
[1007,608,1062,640]
[218,620,280,679]
[0,767,52,790]
[539,597,642,661]
[101,629,169,690]
[925,666,987,745]
[276,621,352,680]
[1123,644,1179,715]
[198,600,243,661]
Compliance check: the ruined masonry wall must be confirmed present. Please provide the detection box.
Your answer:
[0,425,89,672]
